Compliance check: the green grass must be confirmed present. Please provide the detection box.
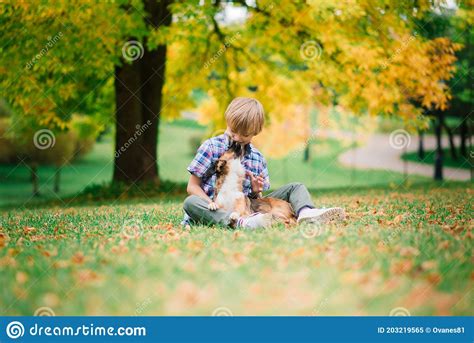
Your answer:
[3,119,431,207]
[1,120,471,315]
[402,147,472,170]
[0,182,471,315]
[0,139,114,207]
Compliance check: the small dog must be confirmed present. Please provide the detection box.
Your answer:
[214,148,251,221]
[213,142,296,226]
[250,196,296,226]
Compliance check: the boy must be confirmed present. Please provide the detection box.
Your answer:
[182,97,345,229]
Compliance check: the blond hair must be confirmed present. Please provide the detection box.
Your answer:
[224,97,264,136]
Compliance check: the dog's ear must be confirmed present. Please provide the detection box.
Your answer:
[216,159,227,174]
[229,140,243,158]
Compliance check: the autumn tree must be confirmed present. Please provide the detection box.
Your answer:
[0,0,463,184]
[415,2,472,180]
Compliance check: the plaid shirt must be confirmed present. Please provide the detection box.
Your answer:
[182,133,270,225]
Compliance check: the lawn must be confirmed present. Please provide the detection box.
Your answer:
[402,147,472,170]
[0,119,431,207]
[0,181,471,315]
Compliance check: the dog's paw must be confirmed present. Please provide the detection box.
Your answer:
[208,202,219,211]
[229,212,240,221]
[228,212,240,228]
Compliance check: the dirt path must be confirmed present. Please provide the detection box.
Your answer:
[329,131,471,181]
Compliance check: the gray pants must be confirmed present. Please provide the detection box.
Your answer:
[183,182,315,226]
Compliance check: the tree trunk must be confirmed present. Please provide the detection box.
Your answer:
[140,0,172,184]
[442,121,458,160]
[113,61,146,183]
[54,166,60,193]
[31,163,39,197]
[459,114,468,157]
[303,144,310,162]
[434,112,443,181]
[418,130,424,160]
[113,0,172,184]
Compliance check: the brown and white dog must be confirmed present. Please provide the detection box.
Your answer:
[214,148,251,220]
[213,143,296,226]
[249,196,296,226]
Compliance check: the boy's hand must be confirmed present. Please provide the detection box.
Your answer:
[208,201,219,211]
[247,171,264,194]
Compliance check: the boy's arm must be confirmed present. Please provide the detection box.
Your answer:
[247,156,270,198]
[186,139,218,209]
[261,157,270,191]
[187,174,213,203]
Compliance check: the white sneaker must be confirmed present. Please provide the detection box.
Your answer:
[297,207,345,224]
[238,212,273,229]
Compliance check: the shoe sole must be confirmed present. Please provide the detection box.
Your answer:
[297,207,345,225]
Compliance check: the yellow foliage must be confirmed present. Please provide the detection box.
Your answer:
[253,104,311,158]
[1,0,469,159]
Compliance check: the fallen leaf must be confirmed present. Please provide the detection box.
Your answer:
[390,259,413,274]
[426,272,442,285]
[76,269,102,283]
[291,247,306,258]
[168,246,179,255]
[421,260,438,271]
[71,252,85,265]
[0,232,9,248]
[16,271,28,284]
[23,227,36,234]
[438,241,450,250]
[400,246,420,257]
